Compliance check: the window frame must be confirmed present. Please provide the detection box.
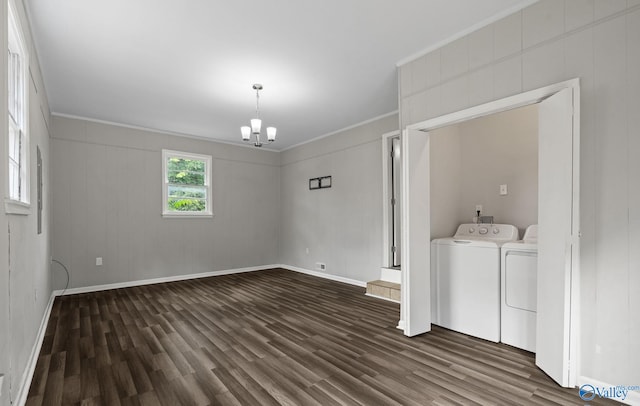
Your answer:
[5,0,30,215]
[162,149,213,218]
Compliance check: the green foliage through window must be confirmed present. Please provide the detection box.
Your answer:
[166,156,208,212]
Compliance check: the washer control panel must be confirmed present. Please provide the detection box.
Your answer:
[454,223,518,241]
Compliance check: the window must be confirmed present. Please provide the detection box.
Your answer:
[6,1,29,212]
[162,149,212,217]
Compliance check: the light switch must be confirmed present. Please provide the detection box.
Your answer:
[96,257,103,266]
[500,184,508,195]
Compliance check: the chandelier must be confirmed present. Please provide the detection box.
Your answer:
[240,84,276,147]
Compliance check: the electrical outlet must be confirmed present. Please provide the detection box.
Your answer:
[500,184,508,195]
[96,257,103,266]
[475,205,482,213]
[315,262,326,271]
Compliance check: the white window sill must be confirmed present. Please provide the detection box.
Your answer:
[162,211,214,219]
[5,199,31,215]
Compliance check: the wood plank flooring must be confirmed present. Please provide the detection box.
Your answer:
[26,268,616,405]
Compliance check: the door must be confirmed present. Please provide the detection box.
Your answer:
[391,136,401,267]
[401,128,431,336]
[535,87,577,387]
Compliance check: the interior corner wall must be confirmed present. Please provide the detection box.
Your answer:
[399,0,640,388]
[430,104,538,239]
[2,0,53,404]
[279,114,398,284]
[50,116,280,290]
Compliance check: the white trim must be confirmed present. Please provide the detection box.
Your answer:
[406,80,578,133]
[364,293,400,304]
[50,263,366,299]
[4,199,31,215]
[14,292,56,406]
[381,130,400,270]
[50,113,280,152]
[278,264,366,288]
[52,111,401,154]
[6,0,31,208]
[54,265,277,296]
[396,0,538,67]
[280,110,398,152]
[162,149,212,217]
[570,83,582,389]
[578,376,640,405]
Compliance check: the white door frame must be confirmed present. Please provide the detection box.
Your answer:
[381,130,401,270]
[400,78,580,386]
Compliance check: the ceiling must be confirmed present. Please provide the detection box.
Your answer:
[25,0,534,150]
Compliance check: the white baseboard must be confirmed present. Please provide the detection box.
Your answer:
[278,264,366,288]
[53,264,280,296]
[14,292,57,406]
[578,376,640,405]
[364,292,400,304]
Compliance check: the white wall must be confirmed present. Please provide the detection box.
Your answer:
[1,0,52,404]
[279,114,398,283]
[51,116,280,289]
[430,104,538,239]
[399,0,640,388]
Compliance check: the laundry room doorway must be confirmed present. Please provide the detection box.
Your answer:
[400,79,580,388]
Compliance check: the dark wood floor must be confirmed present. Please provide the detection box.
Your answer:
[27,268,615,405]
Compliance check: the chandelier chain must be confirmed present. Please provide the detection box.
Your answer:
[255,87,260,119]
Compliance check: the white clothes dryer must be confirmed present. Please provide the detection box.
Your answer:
[431,223,519,342]
[500,225,538,352]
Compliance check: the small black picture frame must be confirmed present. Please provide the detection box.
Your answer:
[319,176,332,188]
[309,178,320,190]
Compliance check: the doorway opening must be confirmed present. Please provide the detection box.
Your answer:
[380,130,402,278]
[390,136,401,268]
[400,79,580,388]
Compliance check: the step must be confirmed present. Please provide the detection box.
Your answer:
[380,267,401,284]
[366,280,400,303]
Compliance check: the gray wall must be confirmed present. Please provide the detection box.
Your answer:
[399,0,639,388]
[51,112,398,290]
[279,114,398,283]
[51,117,280,289]
[430,104,538,239]
[1,0,53,403]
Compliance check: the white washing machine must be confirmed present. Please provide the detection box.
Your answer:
[500,225,538,352]
[431,223,518,342]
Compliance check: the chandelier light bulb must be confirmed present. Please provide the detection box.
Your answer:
[267,127,276,142]
[251,118,262,135]
[241,126,251,141]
